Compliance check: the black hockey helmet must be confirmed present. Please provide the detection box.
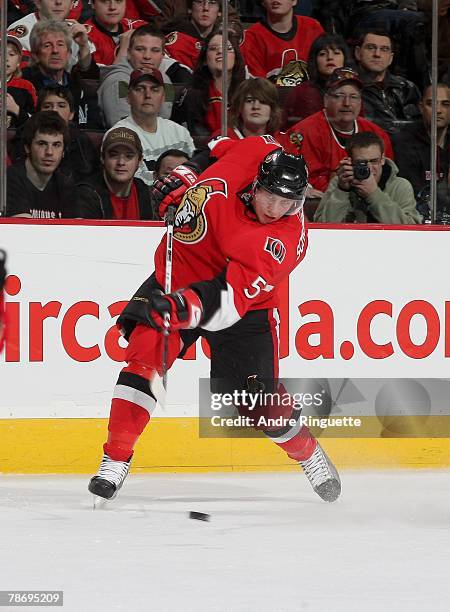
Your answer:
[255,149,309,214]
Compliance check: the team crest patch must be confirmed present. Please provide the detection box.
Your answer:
[275,59,309,87]
[289,131,303,150]
[8,25,28,38]
[174,178,227,244]
[165,31,178,45]
[195,40,203,51]
[264,237,286,264]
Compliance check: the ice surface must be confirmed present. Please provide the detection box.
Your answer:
[1,471,449,612]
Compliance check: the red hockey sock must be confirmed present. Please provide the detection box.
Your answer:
[274,425,317,462]
[104,398,150,461]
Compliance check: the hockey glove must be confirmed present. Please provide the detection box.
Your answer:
[151,163,200,220]
[148,288,203,332]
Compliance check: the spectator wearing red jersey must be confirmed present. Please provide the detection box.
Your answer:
[76,127,158,219]
[211,78,283,141]
[171,28,246,144]
[282,33,351,129]
[6,35,37,128]
[284,67,393,193]
[84,0,146,66]
[164,0,223,70]
[241,0,323,87]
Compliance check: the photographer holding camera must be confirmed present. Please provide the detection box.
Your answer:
[314,131,421,224]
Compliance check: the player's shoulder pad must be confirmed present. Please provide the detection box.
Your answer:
[207,135,235,158]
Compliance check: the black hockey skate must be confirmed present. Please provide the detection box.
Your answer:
[88,453,131,500]
[299,443,341,502]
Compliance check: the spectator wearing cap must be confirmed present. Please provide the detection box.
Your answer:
[84,0,146,67]
[23,19,102,127]
[6,35,37,128]
[240,0,323,86]
[284,67,394,193]
[76,127,158,219]
[6,110,79,218]
[8,0,95,71]
[109,68,195,185]
[354,29,421,135]
[98,24,192,128]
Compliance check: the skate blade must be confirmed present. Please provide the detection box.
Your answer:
[92,495,109,510]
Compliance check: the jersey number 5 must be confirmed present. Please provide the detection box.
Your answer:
[244,275,274,299]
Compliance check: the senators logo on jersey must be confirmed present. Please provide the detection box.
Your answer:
[174,178,227,244]
[264,237,286,264]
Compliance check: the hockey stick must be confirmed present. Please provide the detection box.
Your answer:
[162,205,176,388]
[149,206,177,409]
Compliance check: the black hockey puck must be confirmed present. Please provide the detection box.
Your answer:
[189,511,210,521]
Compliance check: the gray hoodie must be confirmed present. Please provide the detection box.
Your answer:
[98,56,191,128]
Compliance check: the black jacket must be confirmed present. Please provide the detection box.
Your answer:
[22,63,103,129]
[9,123,100,183]
[359,68,422,134]
[392,121,450,196]
[76,172,158,220]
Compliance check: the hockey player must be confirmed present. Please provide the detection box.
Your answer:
[88,136,341,504]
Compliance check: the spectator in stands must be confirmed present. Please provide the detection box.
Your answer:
[419,0,450,83]
[8,85,100,181]
[109,68,195,184]
[284,67,394,192]
[282,33,351,129]
[23,19,102,127]
[98,24,192,128]
[348,1,427,86]
[213,77,283,140]
[37,85,100,180]
[6,111,78,218]
[393,83,450,221]
[315,131,420,223]
[171,28,246,143]
[6,35,37,128]
[76,127,158,219]
[240,0,323,86]
[354,29,421,134]
[7,0,94,70]
[154,148,189,178]
[84,0,146,67]
[164,0,239,70]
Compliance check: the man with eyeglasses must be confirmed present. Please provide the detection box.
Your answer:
[164,0,237,70]
[354,29,421,134]
[284,67,393,192]
[315,131,420,223]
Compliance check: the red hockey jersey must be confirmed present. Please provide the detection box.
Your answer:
[165,31,202,70]
[283,110,394,192]
[241,16,323,86]
[154,136,308,331]
[86,18,146,66]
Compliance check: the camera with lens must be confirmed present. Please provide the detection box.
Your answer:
[353,161,371,181]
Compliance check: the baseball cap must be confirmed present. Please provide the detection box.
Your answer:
[325,67,363,91]
[7,35,22,54]
[129,68,164,88]
[102,127,143,156]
